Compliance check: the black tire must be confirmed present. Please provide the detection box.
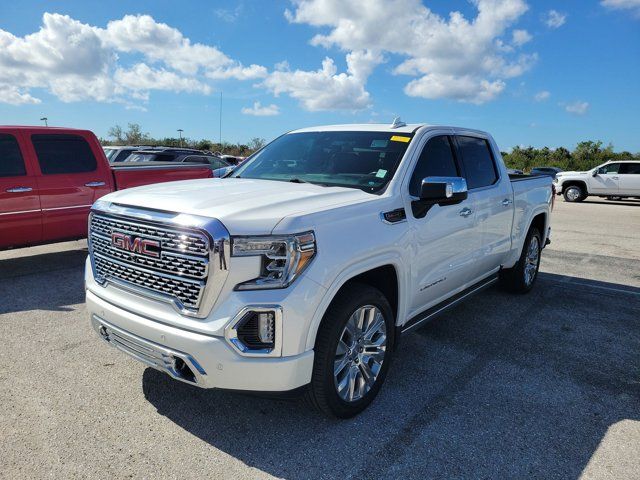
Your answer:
[305,283,395,418]
[500,227,542,294]
[563,185,585,202]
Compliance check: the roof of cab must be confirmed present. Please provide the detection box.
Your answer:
[0,125,91,131]
[289,123,428,134]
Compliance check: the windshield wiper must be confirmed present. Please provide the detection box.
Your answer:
[289,177,308,184]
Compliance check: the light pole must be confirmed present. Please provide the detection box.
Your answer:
[40,117,48,127]
[177,129,184,147]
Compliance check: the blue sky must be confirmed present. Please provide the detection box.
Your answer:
[0,0,638,151]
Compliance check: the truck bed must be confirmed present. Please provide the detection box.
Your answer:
[111,161,212,190]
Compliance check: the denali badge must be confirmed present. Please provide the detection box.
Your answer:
[111,232,161,258]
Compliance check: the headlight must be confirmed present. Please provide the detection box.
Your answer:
[231,231,316,290]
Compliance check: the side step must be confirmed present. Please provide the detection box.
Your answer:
[400,274,499,334]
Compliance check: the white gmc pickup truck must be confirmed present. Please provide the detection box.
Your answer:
[85,122,553,417]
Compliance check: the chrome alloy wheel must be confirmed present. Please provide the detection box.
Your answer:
[524,235,540,286]
[565,186,581,201]
[333,305,387,402]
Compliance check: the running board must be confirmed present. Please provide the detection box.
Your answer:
[401,274,499,334]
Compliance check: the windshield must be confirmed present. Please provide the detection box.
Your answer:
[231,131,414,193]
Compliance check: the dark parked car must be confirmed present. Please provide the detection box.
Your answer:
[531,167,563,178]
[104,145,156,163]
[126,148,232,176]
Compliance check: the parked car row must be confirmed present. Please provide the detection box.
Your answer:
[104,146,239,177]
[0,126,213,251]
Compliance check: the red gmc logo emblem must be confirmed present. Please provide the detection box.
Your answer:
[111,232,161,258]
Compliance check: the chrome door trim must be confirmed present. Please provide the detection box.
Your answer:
[6,187,33,193]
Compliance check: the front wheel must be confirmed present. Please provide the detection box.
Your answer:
[500,227,542,294]
[563,185,585,202]
[306,283,395,418]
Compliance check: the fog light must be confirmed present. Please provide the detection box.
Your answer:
[258,312,275,344]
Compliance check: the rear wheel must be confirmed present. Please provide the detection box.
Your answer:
[306,283,395,418]
[500,227,542,294]
[563,185,585,202]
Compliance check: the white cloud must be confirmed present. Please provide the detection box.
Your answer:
[544,10,567,28]
[114,64,212,94]
[283,0,534,106]
[241,101,280,116]
[214,5,243,23]
[512,29,532,46]
[534,90,550,102]
[0,85,41,105]
[564,101,590,115]
[0,13,265,106]
[601,0,640,15]
[262,50,381,111]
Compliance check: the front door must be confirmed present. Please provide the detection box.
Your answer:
[404,133,478,318]
[0,131,42,249]
[590,163,620,195]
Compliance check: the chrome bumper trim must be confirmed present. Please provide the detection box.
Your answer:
[91,315,207,385]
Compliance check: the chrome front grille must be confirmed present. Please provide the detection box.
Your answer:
[91,214,208,255]
[89,211,212,312]
[91,234,208,279]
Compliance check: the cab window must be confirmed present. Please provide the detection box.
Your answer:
[32,134,97,174]
[0,134,26,177]
[619,163,640,174]
[409,136,458,197]
[598,163,620,174]
[455,136,498,189]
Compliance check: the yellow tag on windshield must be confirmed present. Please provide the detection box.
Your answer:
[390,135,411,143]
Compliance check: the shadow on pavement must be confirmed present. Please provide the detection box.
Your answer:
[579,198,640,207]
[0,247,87,314]
[142,272,640,479]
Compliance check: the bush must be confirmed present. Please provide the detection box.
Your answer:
[502,141,638,172]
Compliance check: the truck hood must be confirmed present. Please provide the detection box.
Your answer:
[556,170,589,177]
[98,178,375,234]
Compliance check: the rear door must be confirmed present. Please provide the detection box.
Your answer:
[618,162,640,195]
[404,133,478,317]
[590,163,620,194]
[454,134,512,281]
[0,130,42,249]
[28,132,112,242]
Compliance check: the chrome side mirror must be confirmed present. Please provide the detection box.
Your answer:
[419,177,468,204]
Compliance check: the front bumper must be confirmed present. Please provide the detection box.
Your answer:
[87,289,314,391]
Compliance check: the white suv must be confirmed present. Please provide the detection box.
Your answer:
[555,160,640,202]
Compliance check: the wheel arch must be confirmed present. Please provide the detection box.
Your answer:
[562,180,588,195]
[305,260,403,351]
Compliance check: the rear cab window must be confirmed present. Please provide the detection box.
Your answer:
[455,136,498,189]
[0,134,26,177]
[619,163,640,174]
[32,134,97,174]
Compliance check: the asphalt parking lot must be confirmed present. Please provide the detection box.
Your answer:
[1,198,639,479]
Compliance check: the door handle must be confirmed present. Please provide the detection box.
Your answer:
[6,187,33,193]
[502,198,512,206]
[85,181,106,187]
[459,207,473,218]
